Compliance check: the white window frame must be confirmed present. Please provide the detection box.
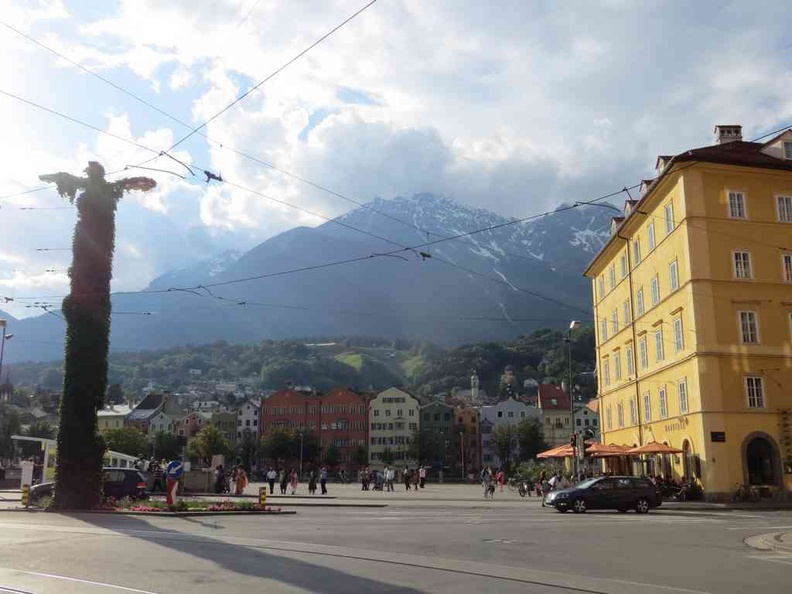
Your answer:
[669,259,679,291]
[620,253,628,278]
[626,344,635,376]
[782,253,792,282]
[600,318,608,342]
[636,287,645,316]
[673,317,684,352]
[629,398,637,425]
[606,406,612,430]
[738,310,759,344]
[777,195,792,223]
[613,351,621,381]
[633,238,642,263]
[647,222,656,251]
[617,402,624,428]
[623,300,631,325]
[611,309,619,334]
[733,251,753,279]
[727,191,747,219]
[643,392,652,422]
[659,386,668,419]
[745,376,765,408]
[678,379,689,414]
[665,203,674,234]
[639,336,648,369]
[609,264,616,290]
[602,357,610,386]
[651,275,660,305]
[654,329,664,362]
[598,276,605,299]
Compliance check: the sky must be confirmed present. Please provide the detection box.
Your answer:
[1,0,791,319]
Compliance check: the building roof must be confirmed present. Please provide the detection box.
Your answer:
[537,384,571,410]
[97,404,133,417]
[585,400,598,414]
[584,128,792,276]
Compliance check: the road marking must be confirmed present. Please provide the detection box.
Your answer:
[1,569,159,593]
[746,554,792,565]
[728,525,792,530]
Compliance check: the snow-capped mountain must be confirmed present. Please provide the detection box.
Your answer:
[5,194,613,362]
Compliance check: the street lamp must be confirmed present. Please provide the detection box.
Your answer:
[567,320,580,476]
[298,431,304,478]
[459,430,465,479]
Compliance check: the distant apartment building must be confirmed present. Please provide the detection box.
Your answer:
[97,404,132,432]
[368,387,420,470]
[537,384,573,447]
[174,411,211,439]
[259,387,368,468]
[126,392,182,433]
[420,401,457,473]
[211,411,237,446]
[455,406,481,474]
[236,399,261,440]
[479,397,540,467]
[148,411,173,435]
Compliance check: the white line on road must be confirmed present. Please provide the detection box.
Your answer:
[1,569,159,593]
[727,525,792,530]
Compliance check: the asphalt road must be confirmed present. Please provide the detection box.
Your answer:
[0,495,790,593]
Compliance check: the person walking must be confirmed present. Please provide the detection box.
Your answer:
[361,467,370,491]
[308,470,317,495]
[266,467,277,495]
[419,466,426,489]
[481,466,492,498]
[234,465,248,496]
[495,468,505,493]
[289,468,298,495]
[320,466,328,495]
[151,460,165,493]
[385,465,394,492]
[279,468,288,495]
[403,467,412,490]
[213,464,225,494]
[412,467,420,492]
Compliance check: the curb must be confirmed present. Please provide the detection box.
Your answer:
[0,508,296,517]
[744,531,792,553]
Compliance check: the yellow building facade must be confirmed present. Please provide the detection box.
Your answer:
[584,125,792,500]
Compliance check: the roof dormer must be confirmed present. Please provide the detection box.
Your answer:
[639,179,654,196]
[623,199,637,217]
[759,128,792,161]
[610,216,625,236]
[714,124,742,144]
[655,155,672,173]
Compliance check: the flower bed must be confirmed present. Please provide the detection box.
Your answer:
[98,498,284,513]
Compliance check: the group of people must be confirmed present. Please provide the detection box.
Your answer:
[360,465,427,491]
[264,467,329,496]
[479,466,506,498]
[213,464,249,495]
[134,456,166,492]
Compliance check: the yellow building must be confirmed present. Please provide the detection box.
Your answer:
[584,125,792,500]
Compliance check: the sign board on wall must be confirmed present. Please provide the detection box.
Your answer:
[710,431,726,443]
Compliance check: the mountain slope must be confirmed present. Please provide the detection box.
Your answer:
[5,195,612,362]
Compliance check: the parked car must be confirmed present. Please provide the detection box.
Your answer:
[27,467,148,505]
[544,476,661,514]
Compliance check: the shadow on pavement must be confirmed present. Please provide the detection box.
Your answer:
[78,513,423,593]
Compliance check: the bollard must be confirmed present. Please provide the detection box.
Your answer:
[259,486,267,506]
[21,484,30,508]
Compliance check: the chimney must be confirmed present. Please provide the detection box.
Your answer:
[714,125,742,145]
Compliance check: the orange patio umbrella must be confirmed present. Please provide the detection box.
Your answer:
[537,444,573,458]
[626,442,683,455]
[587,443,631,457]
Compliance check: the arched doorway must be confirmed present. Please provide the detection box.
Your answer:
[743,434,781,486]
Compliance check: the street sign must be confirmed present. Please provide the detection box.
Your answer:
[166,460,184,480]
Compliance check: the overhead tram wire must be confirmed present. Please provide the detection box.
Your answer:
[165,0,382,153]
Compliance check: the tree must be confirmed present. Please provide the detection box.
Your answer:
[406,429,431,463]
[40,162,155,510]
[324,443,341,467]
[102,427,149,457]
[516,418,547,461]
[0,405,21,461]
[261,427,296,462]
[489,424,519,473]
[106,383,125,405]
[19,420,56,457]
[188,425,232,465]
[352,445,368,468]
[236,429,259,471]
[150,431,182,461]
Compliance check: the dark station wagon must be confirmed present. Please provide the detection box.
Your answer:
[544,476,662,514]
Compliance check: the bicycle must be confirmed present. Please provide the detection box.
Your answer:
[732,483,760,502]
[507,477,521,492]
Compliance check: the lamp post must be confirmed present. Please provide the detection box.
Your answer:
[298,431,304,478]
[459,430,465,479]
[567,320,580,476]
[0,320,13,389]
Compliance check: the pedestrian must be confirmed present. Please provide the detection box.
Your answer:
[403,467,412,490]
[266,467,277,495]
[289,468,298,495]
[213,465,225,494]
[495,468,505,493]
[234,465,248,496]
[480,466,491,497]
[419,466,426,489]
[279,468,288,495]
[385,465,394,492]
[152,460,165,493]
[361,466,370,491]
[412,467,420,492]
[308,470,317,495]
[320,466,328,495]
